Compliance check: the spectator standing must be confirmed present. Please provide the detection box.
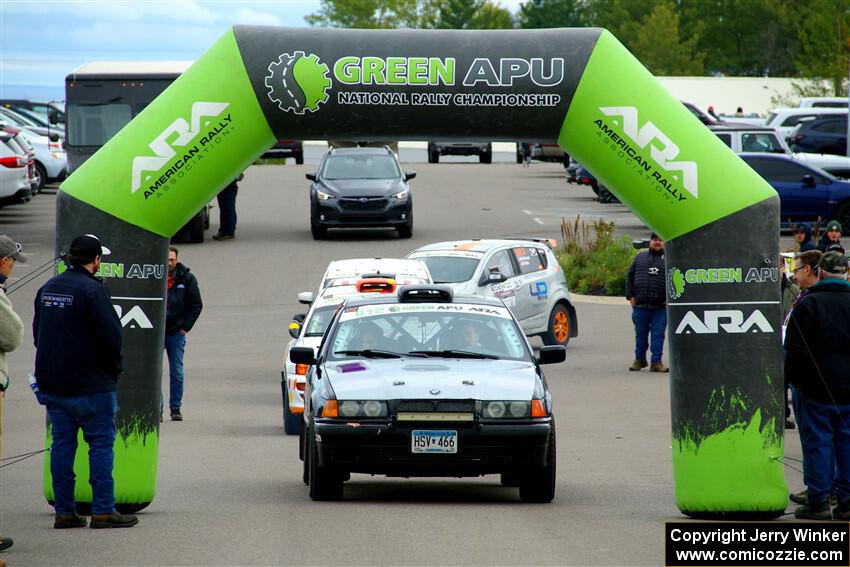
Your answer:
[794,223,818,252]
[735,106,745,117]
[707,105,719,120]
[0,236,26,552]
[625,233,668,372]
[213,173,244,241]
[33,234,137,529]
[817,220,843,252]
[785,252,850,520]
[164,246,202,421]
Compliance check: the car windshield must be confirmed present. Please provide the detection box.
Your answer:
[304,306,339,337]
[322,154,400,180]
[327,304,529,361]
[414,255,480,284]
[12,108,49,127]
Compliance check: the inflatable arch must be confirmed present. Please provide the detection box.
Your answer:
[52,26,785,517]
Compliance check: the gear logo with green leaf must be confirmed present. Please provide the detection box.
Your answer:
[668,267,685,300]
[264,52,331,114]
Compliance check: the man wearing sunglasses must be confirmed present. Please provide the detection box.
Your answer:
[0,235,26,554]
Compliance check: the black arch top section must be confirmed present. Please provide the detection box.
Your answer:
[233,26,601,142]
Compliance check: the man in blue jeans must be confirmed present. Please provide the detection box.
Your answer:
[33,234,137,529]
[786,252,850,520]
[625,233,668,372]
[164,246,203,421]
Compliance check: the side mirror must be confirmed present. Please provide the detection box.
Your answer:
[802,175,816,188]
[404,170,417,181]
[479,268,507,286]
[297,291,314,305]
[48,110,59,126]
[290,346,317,365]
[289,321,302,339]
[305,172,317,182]
[536,345,566,365]
[49,133,59,143]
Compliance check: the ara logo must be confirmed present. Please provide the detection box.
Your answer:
[131,102,230,193]
[675,309,774,334]
[265,52,331,114]
[599,106,698,199]
[113,304,154,329]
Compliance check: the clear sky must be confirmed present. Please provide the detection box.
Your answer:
[0,0,522,102]
[0,0,321,101]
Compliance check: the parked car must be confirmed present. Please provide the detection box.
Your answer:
[1,126,36,191]
[788,115,847,156]
[572,166,618,203]
[0,120,67,192]
[407,239,578,346]
[0,107,62,141]
[261,139,303,163]
[307,146,415,239]
[739,152,850,229]
[763,107,847,141]
[291,285,564,501]
[428,140,492,163]
[799,97,849,109]
[317,257,432,293]
[709,123,850,179]
[516,142,567,165]
[0,99,64,125]
[0,137,32,207]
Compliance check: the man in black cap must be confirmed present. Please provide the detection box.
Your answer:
[32,234,138,529]
[785,251,850,520]
[625,232,669,372]
[0,235,26,553]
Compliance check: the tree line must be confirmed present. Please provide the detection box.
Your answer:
[307,0,850,94]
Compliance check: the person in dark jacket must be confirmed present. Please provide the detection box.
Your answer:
[817,220,843,252]
[625,233,668,372]
[33,234,138,529]
[785,252,850,520]
[164,246,202,421]
[793,223,817,252]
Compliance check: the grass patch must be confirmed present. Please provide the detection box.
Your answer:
[555,216,637,296]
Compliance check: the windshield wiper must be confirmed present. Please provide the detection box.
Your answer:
[407,350,499,360]
[334,349,406,359]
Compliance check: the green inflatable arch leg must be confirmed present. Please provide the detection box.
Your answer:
[54,26,785,517]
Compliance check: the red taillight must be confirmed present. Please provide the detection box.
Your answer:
[790,135,802,143]
[295,382,306,392]
[0,156,25,168]
[579,176,591,184]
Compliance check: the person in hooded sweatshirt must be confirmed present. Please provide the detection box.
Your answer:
[817,220,843,253]
[794,223,818,252]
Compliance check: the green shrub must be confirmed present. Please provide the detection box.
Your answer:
[555,217,637,296]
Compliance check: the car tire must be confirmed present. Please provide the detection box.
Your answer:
[186,210,205,243]
[516,152,524,164]
[500,472,522,487]
[541,303,572,347]
[283,388,301,436]
[479,152,492,164]
[301,427,310,485]
[308,426,344,501]
[519,425,556,503]
[311,224,327,240]
[295,153,304,165]
[397,223,413,239]
[33,162,46,193]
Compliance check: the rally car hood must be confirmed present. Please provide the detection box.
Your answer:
[323,358,538,401]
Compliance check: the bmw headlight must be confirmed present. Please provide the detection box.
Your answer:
[480,401,530,419]
[392,188,409,200]
[337,400,388,418]
[317,189,334,201]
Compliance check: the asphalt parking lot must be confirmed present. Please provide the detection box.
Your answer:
[0,159,804,566]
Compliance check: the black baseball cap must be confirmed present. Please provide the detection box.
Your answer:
[68,234,111,261]
[818,251,849,275]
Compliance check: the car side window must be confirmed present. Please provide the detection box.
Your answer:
[715,133,732,147]
[485,250,516,278]
[741,133,782,153]
[512,247,547,275]
[781,114,817,128]
[746,158,823,183]
[815,119,846,134]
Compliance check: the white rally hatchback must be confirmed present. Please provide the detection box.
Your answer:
[408,239,578,346]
